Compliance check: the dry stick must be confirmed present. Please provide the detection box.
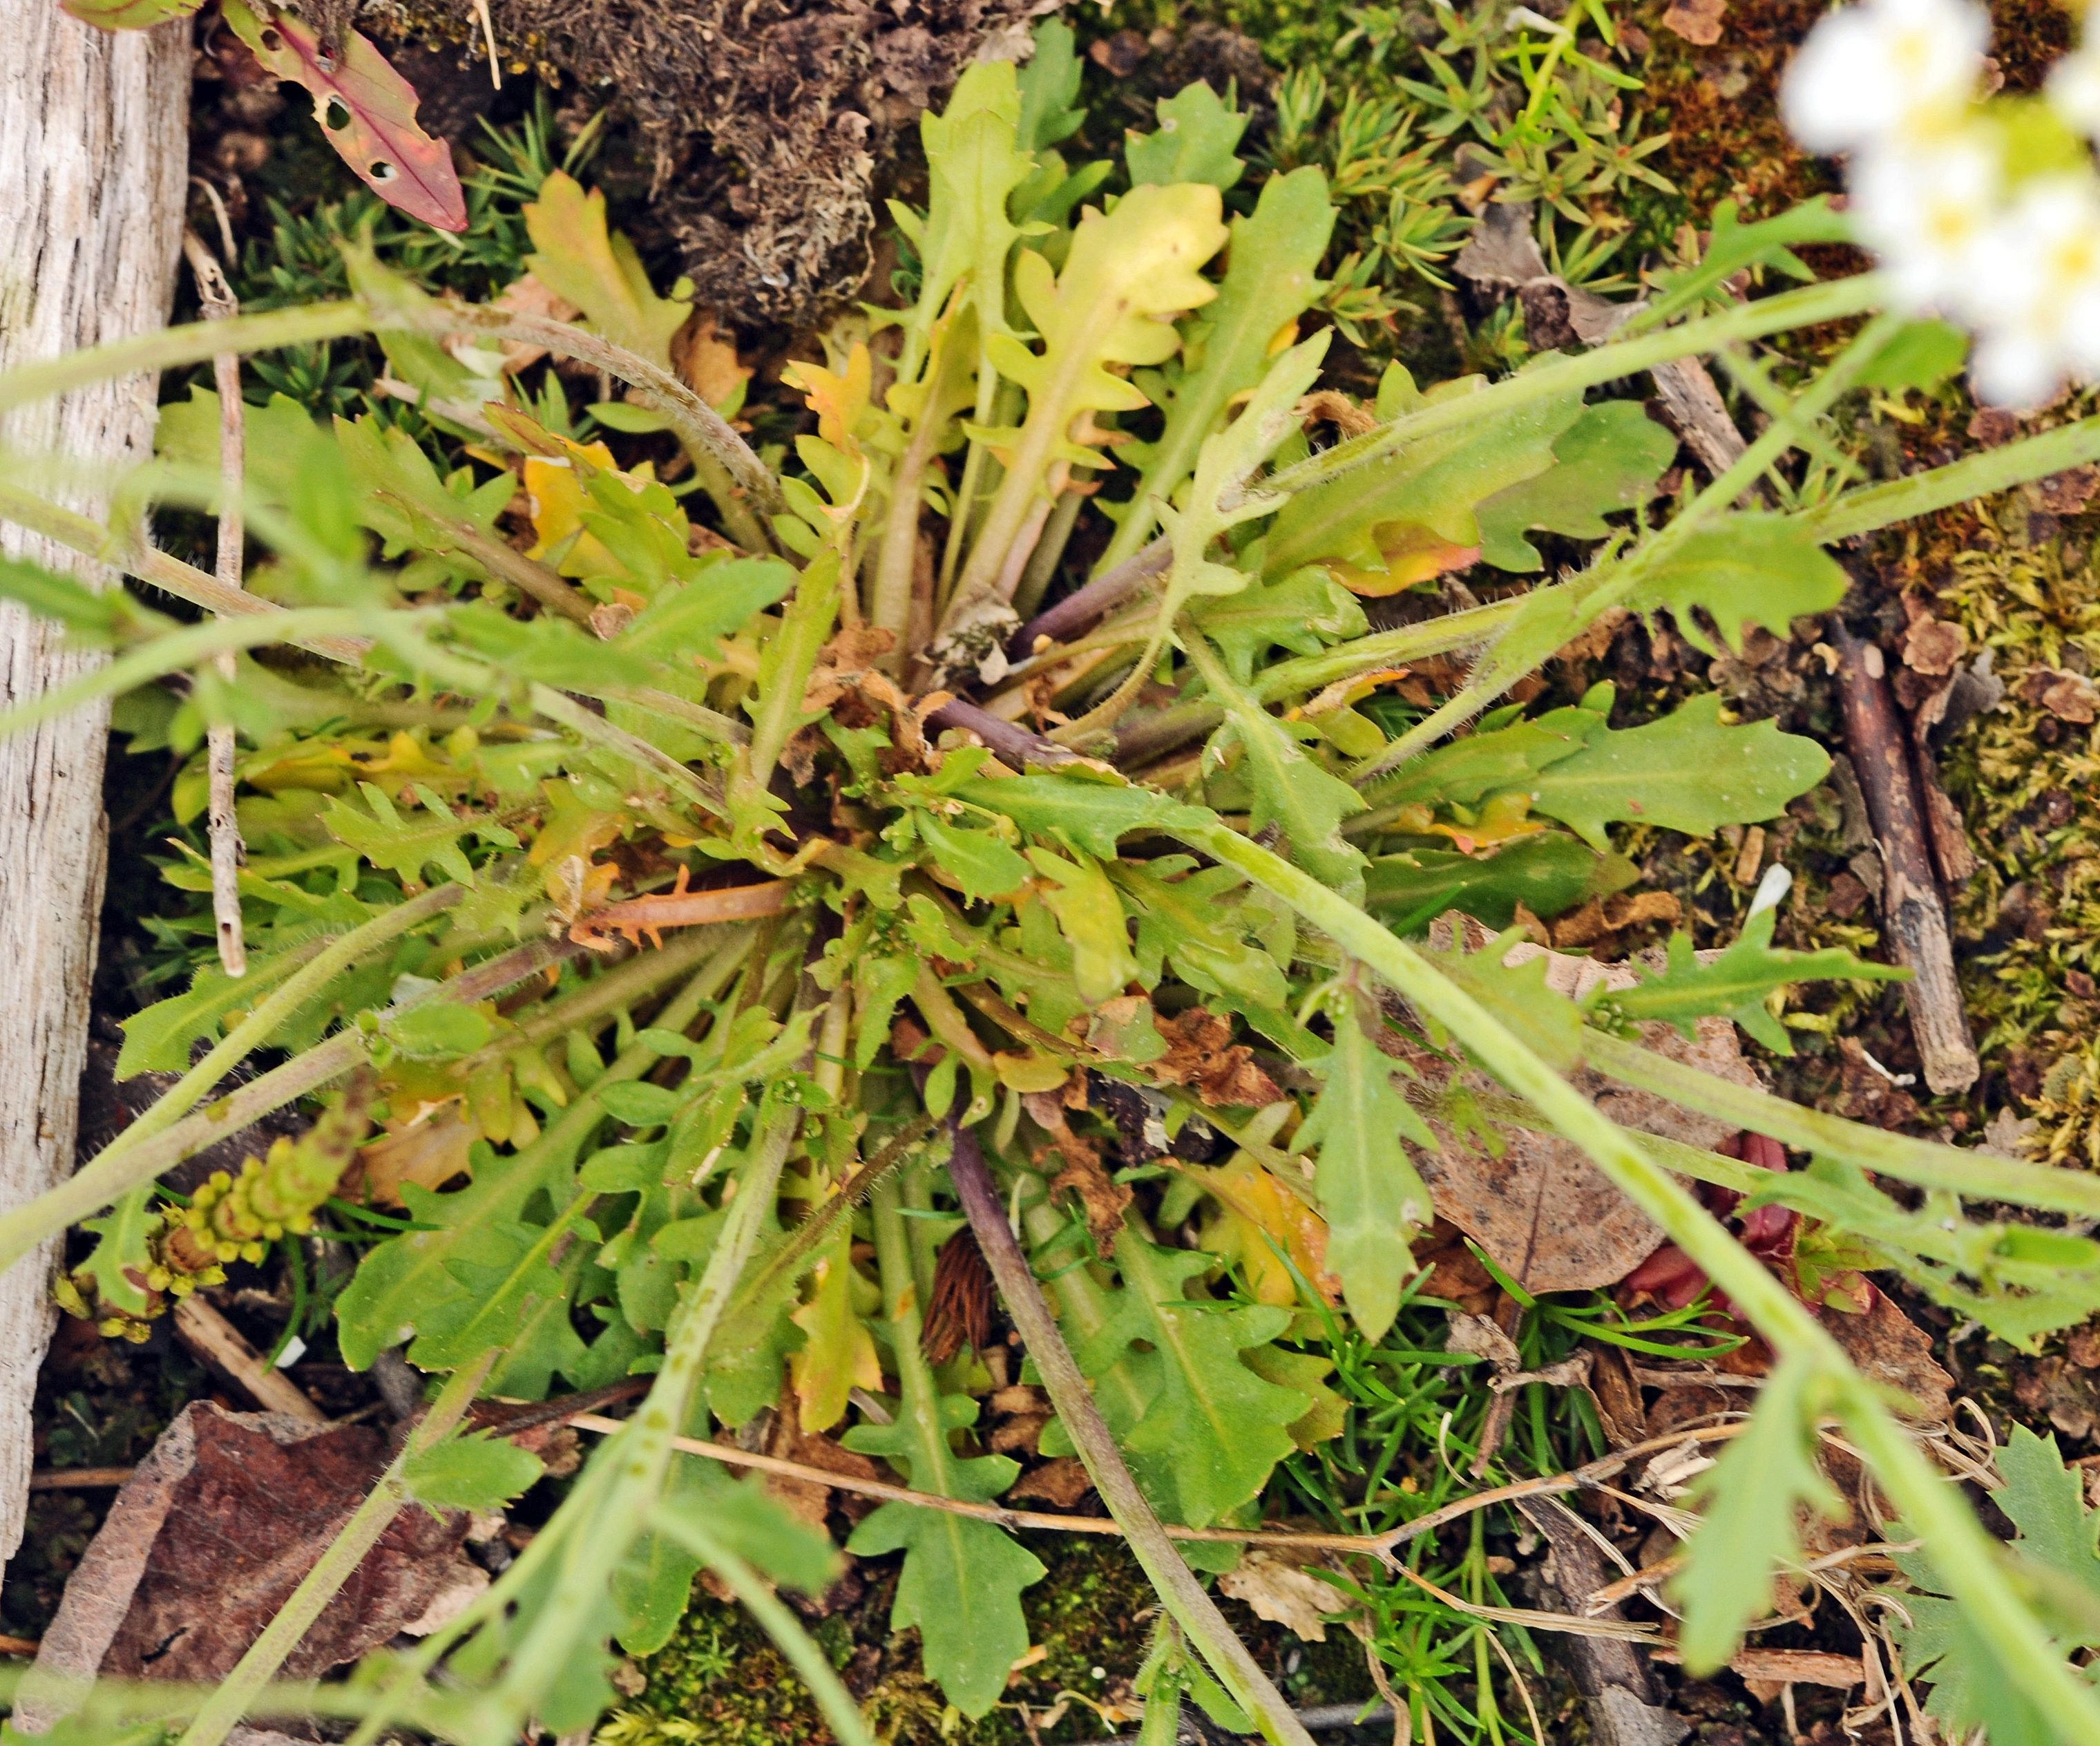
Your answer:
[181,231,249,978]
[559,1415,1756,1640]
[171,1296,325,1423]
[27,1469,130,1490]
[1826,619,1980,1094]
[944,1126,1316,1746]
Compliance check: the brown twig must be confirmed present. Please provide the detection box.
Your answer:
[171,1297,325,1423]
[569,1403,1750,1565]
[181,229,249,978]
[27,1468,132,1490]
[472,1378,652,1437]
[1827,620,1979,1092]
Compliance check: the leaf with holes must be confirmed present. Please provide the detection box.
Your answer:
[222,0,466,232]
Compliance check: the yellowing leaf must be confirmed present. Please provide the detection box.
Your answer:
[522,441,624,580]
[790,1229,883,1432]
[1194,1152,1339,1310]
[1327,524,1483,597]
[784,346,874,457]
[524,171,692,370]
[941,182,1230,638]
[1026,848,1137,1007]
[674,310,752,411]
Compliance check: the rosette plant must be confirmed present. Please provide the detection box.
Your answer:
[8,18,2100,1746]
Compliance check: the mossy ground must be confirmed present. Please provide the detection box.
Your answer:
[605,1536,1379,1746]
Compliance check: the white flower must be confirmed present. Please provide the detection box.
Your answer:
[1848,137,2002,312]
[1966,175,2100,406]
[1782,0,1989,153]
[2049,41,2100,136]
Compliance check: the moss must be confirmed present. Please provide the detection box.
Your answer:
[1929,504,2100,1161]
[602,1534,1377,1746]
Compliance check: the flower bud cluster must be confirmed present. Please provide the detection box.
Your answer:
[1785,0,2100,406]
[56,1074,374,1339]
[172,1077,375,1265]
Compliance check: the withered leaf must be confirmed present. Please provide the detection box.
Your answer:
[1410,942,1762,1293]
[1900,615,1968,679]
[1218,1549,1355,1643]
[1023,1088,1131,1255]
[1008,1456,1094,1510]
[2023,666,2100,723]
[24,1403,477,1711]
[1826,1289,1953,1423]
[2036,464,2100,517]
[920,1226,995,1364]
[1661,0,1726,44]
[1150,1007,1283,1108]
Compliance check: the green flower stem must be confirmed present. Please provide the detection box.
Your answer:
[0,299,782,522]
[1583,1028,2100,1217]
[1346,311,1903,789]
[432,519,595,623]
[730,556,840,835]
[1185,822,2100,1742]
[654,1517,877,1746]
[1251,598,1526,701]
[678,437,777,556]
[120,884,466,1159]
[945,1126,1319,1746]
[870,319,966,649]
[334,940,754,1746]
[0,303,373,419]
[0,927,578,1280]
[0,482,372,664]
[1260,274,1887,504]
[171,1350,497,1746]
[494,1101,801,1718]
[1795,412,2100,542]
[0,486,727,822]
[1650,310,1903,551]
[526,683,727,818]
[0,607,382,743]
[463,924,731,1068]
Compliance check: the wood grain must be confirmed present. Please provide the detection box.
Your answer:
[0,3,189,1580]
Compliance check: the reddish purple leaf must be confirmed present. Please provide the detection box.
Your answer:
[223,0,467,234]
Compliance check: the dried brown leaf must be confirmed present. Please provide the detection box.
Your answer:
[1901,615,1968,678]
[1150,1008,1283,1108]
[1218,1550,1354,1643]
[1008,1456,1094,1510]
[23,1403,475,1711]
[1661,0,1726,46]
[1825,1290,1952,1423]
